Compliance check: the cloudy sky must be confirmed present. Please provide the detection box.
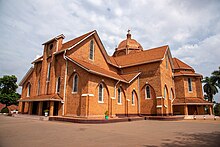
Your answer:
[0,0,220,102]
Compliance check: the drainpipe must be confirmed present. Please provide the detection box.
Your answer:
[138,76,140,115]
[62,50,68,116]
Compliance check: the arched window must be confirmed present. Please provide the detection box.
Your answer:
[73,74,78,93]
[98,83,104,102]
[132,90,135,105]
[37,80,40,95]
[47,63,51,81]
[27,83,31,97]
[170,89,174,100]
[145,86,150,99]
[118,88,122,104]
[89,40,94,60]
[164,86,167,99]
[56,77,60,93]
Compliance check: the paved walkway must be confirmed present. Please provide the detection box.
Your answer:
[0,115,220,147]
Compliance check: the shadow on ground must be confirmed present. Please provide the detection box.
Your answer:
[144,131,220,147]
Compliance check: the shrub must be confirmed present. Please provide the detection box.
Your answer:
[1,107,9,113]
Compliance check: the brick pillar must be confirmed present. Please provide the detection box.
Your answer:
[49,101,54,116]
[28,102,33,115]
[184,105,188,115]
[209,105,213,115]
[38,102,43,116]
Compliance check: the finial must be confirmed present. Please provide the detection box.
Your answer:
[127,29,131,39]
[127,29,130,34]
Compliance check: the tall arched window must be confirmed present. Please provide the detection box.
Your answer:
[164,86,167,99]
[89,40,94,60]
[170,89,174,100]
[27,83,31,97]
[72,74,78,93]
[145,86,150,99]
[56,77,60,93]
[37,80,40,95]
[132,90,135,105]
[118,88,122,104]
[47,63,51,81]
[98,83,104,102]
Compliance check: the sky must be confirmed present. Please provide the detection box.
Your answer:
[0,0,220,102]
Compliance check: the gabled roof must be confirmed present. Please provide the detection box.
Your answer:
[110,45,168,68]
[174,71,202,77]
[31,56,43,64]
[120,72,141,83]
[42,34,65,45]
[172,58,193,70]
[61,30,95,50]
[66,56,128,83]
[173,98,212,105]
[19,67,34,86]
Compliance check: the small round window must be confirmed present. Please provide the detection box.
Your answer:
[49,44,53,50]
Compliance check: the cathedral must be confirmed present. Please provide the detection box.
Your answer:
[18,30,213,117]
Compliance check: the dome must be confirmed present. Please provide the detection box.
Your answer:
[117,32,143,50]
[113,30,143,57]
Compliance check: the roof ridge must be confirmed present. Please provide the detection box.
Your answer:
[62,30,95,47]
[112,45,168,59]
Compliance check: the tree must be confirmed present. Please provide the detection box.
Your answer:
[211,66,220,88]
[202,77,218,102]
[214,103,220,116]
[0,75,20,108]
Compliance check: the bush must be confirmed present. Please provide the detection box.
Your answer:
[214,103,220,116]
[1,107,9,113]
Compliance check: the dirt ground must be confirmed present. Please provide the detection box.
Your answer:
[0,115,220,147]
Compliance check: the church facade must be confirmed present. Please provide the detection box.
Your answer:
[18,30,213,117]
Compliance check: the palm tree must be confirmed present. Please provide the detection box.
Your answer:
[202,77,218,102]
[211,66,220,88]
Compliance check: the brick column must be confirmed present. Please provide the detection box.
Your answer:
[28,102,33,115]
[38,102,43,116]
[209,105,213,115]
[184,105,188,115]
[49,101,54,116]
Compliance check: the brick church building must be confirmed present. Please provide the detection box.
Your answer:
[18,30,213,117]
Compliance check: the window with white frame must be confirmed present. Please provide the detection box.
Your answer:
[145,86,150,99]
[118,88,122,104]
[188,78,192,92]
[72,74,78,93]
[27,83,31,97]
[89,40,94,60]
[47,63,51,81]
[132,90,135,105]
[56,77,60,93]
[98,83,104,102]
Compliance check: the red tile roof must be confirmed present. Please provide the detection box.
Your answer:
[173,98,212,105]
[120,72,141,83]
[61,30,95,50]
[174,71,202,77]
[172,58,193,70]
[111,45,168,68]
[32,56,43,64]
[66,56,127,82]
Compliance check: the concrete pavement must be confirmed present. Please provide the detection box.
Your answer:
[0,115,220,147]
